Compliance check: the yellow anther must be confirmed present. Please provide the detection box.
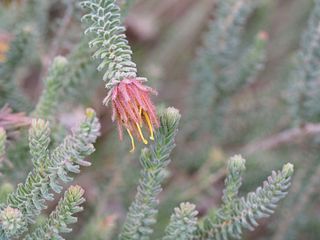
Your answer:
[139,106,143,126]
[136,123,148,144]
[127,129,135,153]
[143,112,154,140]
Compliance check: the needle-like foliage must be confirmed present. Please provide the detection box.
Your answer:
[0,109,101,238]
[162,202,198,240]
[80,0,139,88]
[33,56,68,120]
[190,0,266,135]
[119,107,181,240]
[289,0,320,124]
[24,185,86,240]
[195,156,294,240]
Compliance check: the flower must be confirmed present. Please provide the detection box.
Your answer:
[0,105,31,132]
[104,78,159,152]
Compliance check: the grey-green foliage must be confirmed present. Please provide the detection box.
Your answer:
[0,127,16,177]
[119,108,181,240]
[195,156,294,240]
[289,0,320,124]
[0,108,100,238]
[24,185,86,240]
[32,56,71,146]
[221,155,246,210]
[28,119,50,168]
[0,28,33,111]
[65,0,133,104]
[218,32,268,95]
[28,0,55,42]
[119,0,135,17]
[192,0,261,85]
[80,0,140,90]
[0,128,6,171]
[162,202,198,240]
[190,0,266,133]
[33,56,68,120]
[64,39,101,104]
[0,206,27,239]
[200,0,260,65]
[0,183,13,204]
[5,55,68,179]
[0,0,48,30]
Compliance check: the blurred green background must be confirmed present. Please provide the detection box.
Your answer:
[0,0,319,239]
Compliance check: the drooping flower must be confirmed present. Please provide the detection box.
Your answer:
[104,78,159,152]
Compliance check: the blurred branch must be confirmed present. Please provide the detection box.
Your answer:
[242,123,320,155]
[178,147,227,200]
[43,1,74,71]
[179,168,226,200]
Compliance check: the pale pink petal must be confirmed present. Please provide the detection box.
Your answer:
[119,82,131,102]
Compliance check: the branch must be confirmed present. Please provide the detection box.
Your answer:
[44,1,74,69]
[242,123,320,155]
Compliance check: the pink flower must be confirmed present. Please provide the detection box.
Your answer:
[104,78,159,152]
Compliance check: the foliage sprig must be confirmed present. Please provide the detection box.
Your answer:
[24,185,86,240]
[0,109,100,238]
[119,107,181,240]
[196,157,294,240]
[80,0,140,89]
